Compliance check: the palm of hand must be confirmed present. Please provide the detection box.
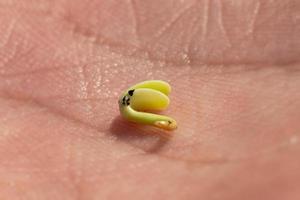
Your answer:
[0,1,300,199]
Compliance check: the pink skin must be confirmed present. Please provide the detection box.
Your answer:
[0,0,300,199]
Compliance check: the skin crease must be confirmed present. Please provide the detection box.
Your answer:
[0,0,299,199]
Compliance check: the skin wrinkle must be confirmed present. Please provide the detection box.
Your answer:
[128,0,140,46]
[77,63,94,121]
[26,1,297,67]
[0,44,36,74]
[68,152,151,183]
[186,64,197,135]
[62,147,170,194]
[61,21,299,67]
[80,154,227,183]
[15,140,55,165]
[57,1,144,56]
[0,152,226,179]
[182,5,202,62]
[64,129,103,200]
[217,0,232,48]
[0,108,48,124]
[0,39,18,70]
[0,0,51,14]
[247,0,261,35]
[0,66,64,78]
[0,167,66,173]
[17,0,300,66]
[144,4,197,63]
[168,63,300,79]
[253,1,296,30]
[4,131,53,162]
[47,96,117,105]
[0,18,17,50]
[65,139,85,200]
[16,16,71,57]
[0,92,110,135]
[71,138,84,200]
[216,2,262,63]
[201,0,209,43]
[188,0,211,66]
[62,16,141,54]
[148,3,194,45]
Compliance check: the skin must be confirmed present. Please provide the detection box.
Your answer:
[0,0,300,199]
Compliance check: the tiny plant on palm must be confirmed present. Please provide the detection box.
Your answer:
[119,80,177,131]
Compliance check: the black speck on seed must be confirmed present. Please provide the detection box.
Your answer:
[126,98,130,106]
[128,89,135,96]
[122,96,126,105]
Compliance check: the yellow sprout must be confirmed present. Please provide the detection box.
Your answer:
[119,80,177,131]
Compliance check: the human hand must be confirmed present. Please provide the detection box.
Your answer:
[0,0,299,199]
